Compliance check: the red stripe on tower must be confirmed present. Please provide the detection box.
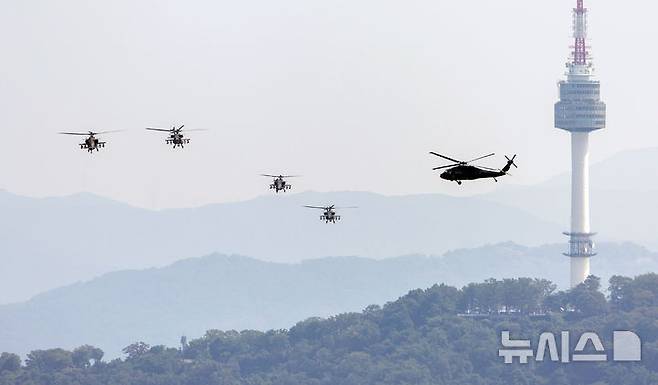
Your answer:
[573,0,588,65]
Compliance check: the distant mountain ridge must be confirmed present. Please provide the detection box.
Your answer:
[0,189,561,304]
[541,147,658,191]
[2,147,656,304]
[482,147,658,249]
[0,241,656,358]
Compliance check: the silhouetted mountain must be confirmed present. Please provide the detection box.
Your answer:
[0,241,655,358]
[483,147,658,249]
[0,190,561,304]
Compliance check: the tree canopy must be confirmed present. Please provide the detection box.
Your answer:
[2,274,658,385]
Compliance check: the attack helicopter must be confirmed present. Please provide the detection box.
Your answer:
[430,152,517,185]
[304,205,357,223]
[59,130,119,153]
[261,174,300,193]
[146,125,205,148]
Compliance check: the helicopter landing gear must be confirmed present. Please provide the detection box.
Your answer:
[456,181,462,185]
[493,178,498,182]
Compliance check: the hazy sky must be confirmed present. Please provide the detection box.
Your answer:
[0,0,655,209]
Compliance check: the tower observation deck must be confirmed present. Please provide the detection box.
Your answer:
[554,0,606,288]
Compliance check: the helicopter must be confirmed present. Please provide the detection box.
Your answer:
[430,152,518,185]
[261,174,300,193]
[304,205,357,223]
[146,125,205,148]
[59,130,119,153]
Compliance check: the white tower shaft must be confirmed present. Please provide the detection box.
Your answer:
[570,132,591,287]
[570,132,591,234]
[571,254,591,288]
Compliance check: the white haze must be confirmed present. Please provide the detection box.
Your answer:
[0,0,656,209]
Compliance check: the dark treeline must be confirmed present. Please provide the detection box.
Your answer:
[2,274,658,385]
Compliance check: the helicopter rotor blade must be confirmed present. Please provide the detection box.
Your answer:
[304,205,327,210]
[92,130,123,135]
[59,130,121,135]
[432,164,459,171]
[146,128,173,132]
[262,174,301,178]
[466,153,496,164]
[335,206,358,209]
[479,166,501,172]
[429,152,462,164]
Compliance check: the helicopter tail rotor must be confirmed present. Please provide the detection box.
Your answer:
[503,155,518,173]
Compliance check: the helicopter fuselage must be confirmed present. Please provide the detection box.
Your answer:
[80,136,105,153]
[166,132,190,148]
[440,165,506,183]
[321,210,340,223]
[270,177,292,193]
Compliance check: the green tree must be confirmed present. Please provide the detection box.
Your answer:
[0,353,21,373]
[609,275,633,310]
[122,342,150,359]
[72,345,104,368]
[568,275,608,317]
[25,349,73,372]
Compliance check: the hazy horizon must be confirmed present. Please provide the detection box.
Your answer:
[0,145,655,210]
[2,0,657,209]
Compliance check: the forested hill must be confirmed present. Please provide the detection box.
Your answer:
[2,274,658,385]
[2,242,656,358]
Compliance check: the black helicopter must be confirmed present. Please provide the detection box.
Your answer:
[430,152,517,185]
[146,125,205,148]
[261,174,300,193]
[304,205,357,223]
[59,130,119,153]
